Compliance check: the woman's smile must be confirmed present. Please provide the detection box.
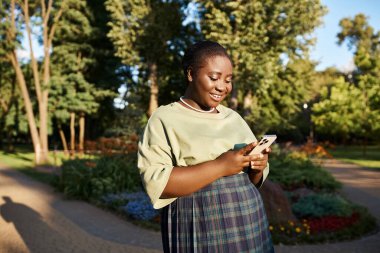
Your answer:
[209,93,223,102]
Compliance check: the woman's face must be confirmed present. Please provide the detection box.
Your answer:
[186,55,233,110]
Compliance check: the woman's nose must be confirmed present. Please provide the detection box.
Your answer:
[215,81,226,91]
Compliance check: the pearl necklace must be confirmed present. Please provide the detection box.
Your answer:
[179,96,215,113]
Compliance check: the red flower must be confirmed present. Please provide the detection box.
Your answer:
[306,212,360,233]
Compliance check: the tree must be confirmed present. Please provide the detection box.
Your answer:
[50,0,115,155]
[312,77,364,143]
[338,14,380,77]
[105,0,187,117]
[84,0,127,139]
[313,14,380,144]
[338,14,380,141]
[1,0,69,164]
[0,56,28,151]
[196,0,326,135]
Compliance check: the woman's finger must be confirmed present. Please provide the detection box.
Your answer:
[240,142,257,155]
[262,147,272,154]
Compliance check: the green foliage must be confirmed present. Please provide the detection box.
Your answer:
[105,0,197,117]
[0,0,21,56]
[312,77,363,139]
[328,145,380,169]
[0,1,32,145]
[269,151,341,191]
[56,159,92,199]
[292,194,354,218]
[83,0,126,137]
[50,0,116,127]
[105,0,150,66]
[338,13,380,76]
[197,0,327,135]
[313,14,380,142]
[0,61,32,149]
[57,155,141,200]
[312,75,380,142]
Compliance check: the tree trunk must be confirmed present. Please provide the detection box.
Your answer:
[79,112,85,156]
[243,90,253,118]
[40,0,55,164]
[58,125,69,156]
[25,0,49,164]
[6,126,15,152]
[39,97,49,163]
[70,112,76,158]
[9,52,43,164]
[147,63,158,117]
[8,0,44,164]
[229,86,239,110]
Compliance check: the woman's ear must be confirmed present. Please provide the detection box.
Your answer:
[187,68,193,83]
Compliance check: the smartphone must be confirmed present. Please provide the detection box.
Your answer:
[248,134,277,155]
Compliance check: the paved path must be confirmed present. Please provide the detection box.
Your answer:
[0,164,162,253]
[0,159,379,253]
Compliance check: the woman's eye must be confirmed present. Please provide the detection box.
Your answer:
[209,76,218,81]
[226,79,232,84]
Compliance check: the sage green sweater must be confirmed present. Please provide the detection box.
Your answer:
[137,102,269,209]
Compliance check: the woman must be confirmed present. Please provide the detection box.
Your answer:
[138,41,274,252]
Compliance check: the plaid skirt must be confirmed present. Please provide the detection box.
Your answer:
[161,173,274,253]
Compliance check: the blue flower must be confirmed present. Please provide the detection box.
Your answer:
[122,197,158,221]
[101,193,122,204]
[102,191,159,221]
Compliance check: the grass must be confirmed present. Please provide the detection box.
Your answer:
[0,148,97,184]
[327,145,380,170]
[0,150,35,169]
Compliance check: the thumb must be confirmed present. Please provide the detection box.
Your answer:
[240,142,256,155]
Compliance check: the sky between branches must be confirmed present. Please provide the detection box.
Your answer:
[18,0,380,72]
[310,0,380,71]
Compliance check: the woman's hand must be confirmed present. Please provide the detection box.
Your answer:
[216,142,262,177]
[248,146,272,186]
[162,142,271,198]
[250,146,271,172]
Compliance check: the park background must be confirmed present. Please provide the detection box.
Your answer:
[0,0,380,251]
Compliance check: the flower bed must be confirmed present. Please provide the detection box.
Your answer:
[102,191,159,221]
[270,206,376,244]
[267,150,378,244]
[55,150,378,244]
[306,212,360,233]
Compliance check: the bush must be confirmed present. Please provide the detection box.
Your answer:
[269,151,341,191]
[292,194,354,218]
[56,159,93,199]
[56,154,141,200]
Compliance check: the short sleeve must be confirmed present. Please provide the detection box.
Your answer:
[137,115,177,209]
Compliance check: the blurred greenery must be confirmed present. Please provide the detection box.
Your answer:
[0,149,97,184]
[270,150,342,192]
[328,145,380,170]
[56,154,141,201]
[292,194,354,218]
[0,150,34,169]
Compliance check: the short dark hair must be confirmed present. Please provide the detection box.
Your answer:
[182,41,232,80]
